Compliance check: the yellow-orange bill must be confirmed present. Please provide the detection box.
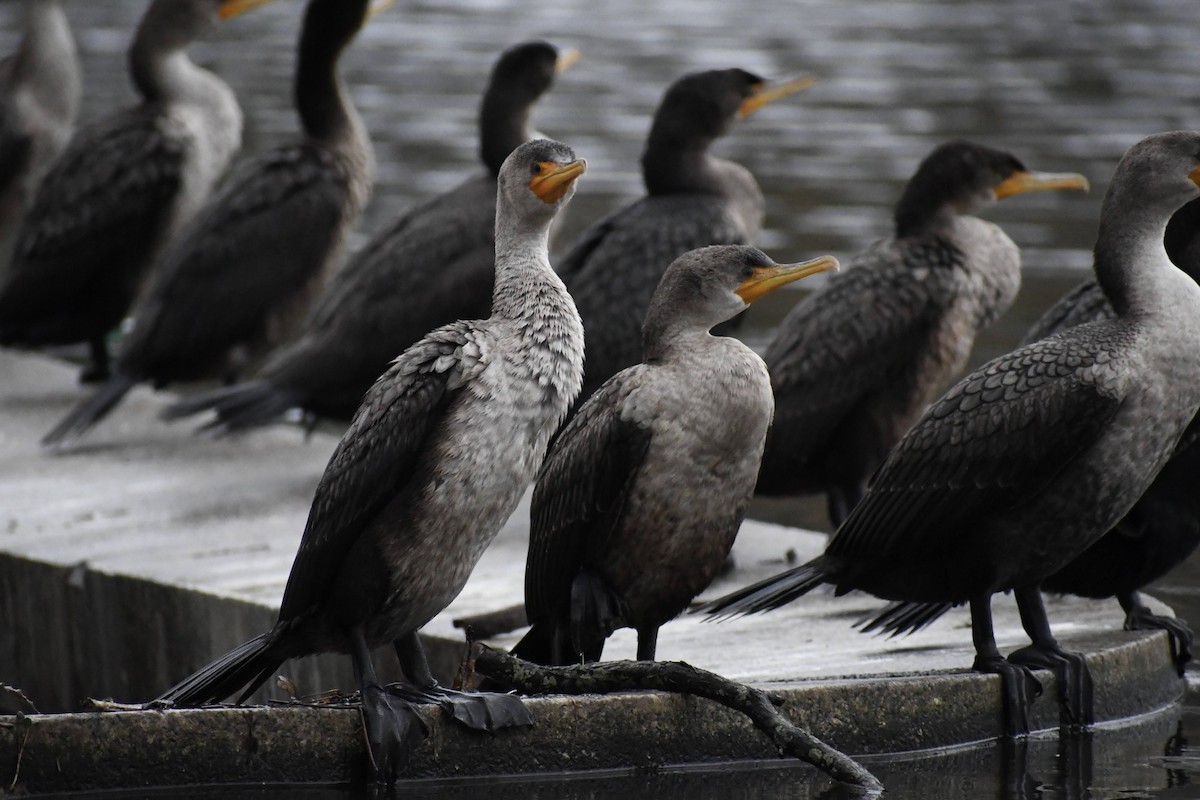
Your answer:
[1189,165,1200,189]
[739,76,814,118]
[994,170,1089,200]
[556,48,581,74]
[217,0,278,21]
[735,255,839,303]
[529,159,587,204]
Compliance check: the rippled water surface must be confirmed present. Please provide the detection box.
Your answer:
[7,0,1200,796]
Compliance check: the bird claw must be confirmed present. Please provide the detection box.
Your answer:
[360,682,428,784]
[1007,644,1094,730]
[1123,607,1194,677]
[385,682,533,732]
[972,653,1041,737]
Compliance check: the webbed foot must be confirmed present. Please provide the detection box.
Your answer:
[972,653,1042,737]
[360,682,428,783]
[1124,605,1193,677]
[1008,643,1094,730]
[386,683,533,731]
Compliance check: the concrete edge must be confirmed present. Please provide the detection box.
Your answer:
[0,629,1184,794]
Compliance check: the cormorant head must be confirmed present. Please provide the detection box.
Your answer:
[648,69,768,149]
[894,140,1088,237]
[647,245,838,335]
[1105,131,1200,225]
[497,139,586,227]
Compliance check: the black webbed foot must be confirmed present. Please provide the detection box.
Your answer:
[1008,643,1094,730]
[1124,605,1193,677]
[359,682,428,784]
[81,337,110,383]
[972,652,1042,737]
[386,682,533,732]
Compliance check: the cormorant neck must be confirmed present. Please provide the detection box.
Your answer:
[16,0,78,117]
[128,2,219,106]
[294,0,366,146]
[643,317,715,363]
[1092,193,1176,318]
[479,90,534,178]
[893,192,957,239]
[491,212,560,321]
[642,141,727,196]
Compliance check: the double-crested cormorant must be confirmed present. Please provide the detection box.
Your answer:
[41,0,377,448]
[0,0,248,382]
[705,132,1200,737]
[0,0,80,257]
[159,40,573,432]
[754,141,1089,526]
[156,139,586,782]
[869,196,1200,675]
[560,68,808,402]
[515,245,837,665]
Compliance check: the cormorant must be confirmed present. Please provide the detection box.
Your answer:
[0,0,80,260]
[560,67,809,403]
[42,0,378,448]
[159,40,573,432]
[704,132,1200,737]
[755,141,1088,526]
[865,195,1200,677]
[0,0,249,382]
[156,139,586,782]
[516,245,837,665]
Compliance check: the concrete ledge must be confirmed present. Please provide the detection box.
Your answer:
[1,629,1183,793]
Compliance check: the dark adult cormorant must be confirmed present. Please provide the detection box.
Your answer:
[516,245,837,665]
[41,0,378,448]
[160,40,573,431]
[755,141,1089,526]
[0,0,80,259]
[0,0,249,382]
[704,132,1200,737]
[866,195,1200,676]
[560,68,809,402]
[156,139,587,782]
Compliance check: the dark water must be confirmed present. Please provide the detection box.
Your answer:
[8,0,1200,796]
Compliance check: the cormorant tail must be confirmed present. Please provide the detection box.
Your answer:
[42,374,137,449]
[157,631,283,707]
[160,379,300,435]
[857,600,955,637]
[699,557,834,618]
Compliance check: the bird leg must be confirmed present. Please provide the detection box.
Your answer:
[826,482,865,529]
[636,626,659,661]
[969,594,1041,737]
[350,627,427,784]
[387,631,533,733]
[1118,589,1193,676]
[80,335,110,383]
[1007,586,1095,730]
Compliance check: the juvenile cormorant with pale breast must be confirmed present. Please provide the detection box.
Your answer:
[0,0,80,259]
[866,195,1200,676]
[516,245,837,665]
[155,139,586,782]
[560,67,809,403]
[704,132,1200,737]
[755,141,1089,526]
[0,0,250,382]
[160,40,573,431]
[42,0,378,448]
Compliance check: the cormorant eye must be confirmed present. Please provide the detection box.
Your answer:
[531,162,543,176]
[741,267,756,279]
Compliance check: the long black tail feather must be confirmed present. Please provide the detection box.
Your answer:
[42,374,137,448]
[857,600,956,637]
[699,557,833,619]
[157,632,283,707]
[160,379,299,435]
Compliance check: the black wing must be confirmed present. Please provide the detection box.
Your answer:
[525,373,653,623]
[763,246,943,468]
[829,330,1125,563]
[277,323,482,621]
[121,143,353,378]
